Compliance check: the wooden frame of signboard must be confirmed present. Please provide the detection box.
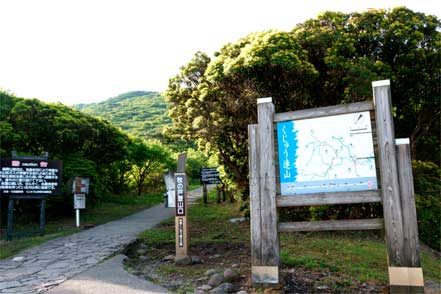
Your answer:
[248,80,423,292]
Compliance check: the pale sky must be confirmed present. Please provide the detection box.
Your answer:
[0,0,439,105]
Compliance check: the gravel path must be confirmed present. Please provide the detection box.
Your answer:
[0,187,205,294]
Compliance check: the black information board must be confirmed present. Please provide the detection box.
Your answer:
[200,167,221,184]
[0,158,63,197]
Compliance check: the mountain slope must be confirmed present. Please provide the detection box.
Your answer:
[75,91,171,140]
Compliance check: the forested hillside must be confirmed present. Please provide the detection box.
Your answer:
[0,91,175,215]
[75,91,171,140]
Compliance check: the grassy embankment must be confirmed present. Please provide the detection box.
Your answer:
[0,192,165,259]
[137,190,440,293]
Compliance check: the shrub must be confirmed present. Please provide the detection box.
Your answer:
[412,160,441,251]
[46,153,101,216]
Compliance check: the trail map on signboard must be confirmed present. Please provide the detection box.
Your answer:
[277,111,377,195]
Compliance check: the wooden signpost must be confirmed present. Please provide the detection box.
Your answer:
[175,153,188,259]
[248,80,424,292]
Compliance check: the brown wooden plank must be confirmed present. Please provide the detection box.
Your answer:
[396,140,422,268]
[248,124,262,267]
[372,80,405,267]
[274,101,374,122]
[177,152,187,173]
[257,98,280,270]
[278,219,384,232]
[276,190,381,207]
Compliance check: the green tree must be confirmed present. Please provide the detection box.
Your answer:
[0,91,133,212]
[165,7,440,192]
[128,139,174,196]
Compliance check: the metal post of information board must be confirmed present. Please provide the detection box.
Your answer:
[76,209,80,227]
[6,197,14,241]
[40,197,46,235]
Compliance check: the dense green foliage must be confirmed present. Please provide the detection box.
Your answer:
[165,7,440,250]
[165,7,440,191]
[412,161,441,251]
[0,91,174,218]
[75,91,171,141]
[128,138,175,195]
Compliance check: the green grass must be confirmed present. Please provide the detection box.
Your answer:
[0,193,163,259]
[138,190,440,291]
[280,231,440,283]
[139,190,246,245]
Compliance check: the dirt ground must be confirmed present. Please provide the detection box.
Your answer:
[123,240,386,293]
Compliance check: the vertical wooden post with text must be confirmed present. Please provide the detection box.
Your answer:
[249,97,280,285]
[175,153,188,259]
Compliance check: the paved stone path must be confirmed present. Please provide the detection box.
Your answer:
[46,255,168,294]
[0,187,205,294]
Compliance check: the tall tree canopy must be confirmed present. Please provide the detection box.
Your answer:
[165,7,440,190]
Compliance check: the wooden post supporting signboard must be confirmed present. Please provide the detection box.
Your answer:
[250,98,280,285]
[249,124,263,280]
[203,184,208,204]
[394,138,424,293]
[372,81,409,292]
[373,81,425,292]
[175,153,188,259]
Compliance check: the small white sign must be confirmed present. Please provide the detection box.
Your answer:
[167,190,176,207]
[164,172,175,208]
[74,194,86,209]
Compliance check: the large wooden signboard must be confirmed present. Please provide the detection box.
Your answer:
[248,80,424,292]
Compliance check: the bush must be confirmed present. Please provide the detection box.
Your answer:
[46,153,101,216]
[412,160,441,251]
[185,148,208,180]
